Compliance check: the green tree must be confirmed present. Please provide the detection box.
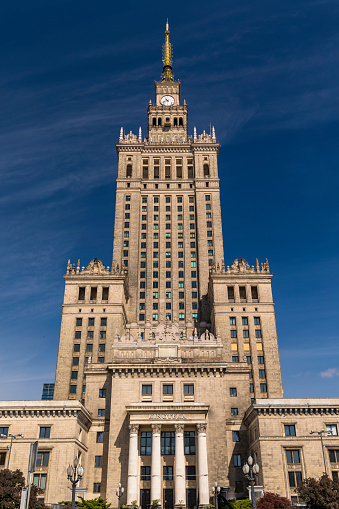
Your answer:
[0,469,43,509]
[59,497,111,509]
[297,474,339,509]
[256,492,292,509]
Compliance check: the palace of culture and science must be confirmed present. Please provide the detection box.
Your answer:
[0,23,338,508]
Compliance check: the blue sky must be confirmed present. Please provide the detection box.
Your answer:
[1,0,338,400]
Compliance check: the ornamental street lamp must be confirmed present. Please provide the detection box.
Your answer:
[116,482,124,509]
[310,429,333,474]
[67,457,84,509]
[212,481,221,509]
[242,456,260,509]
[0,432,24,469]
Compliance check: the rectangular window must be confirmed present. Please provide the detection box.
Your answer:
[0,453,6,466]
[184,384,194,395]
[142,385,152,395]
[186,465,196,480]
[230,387,237,397]
[73,344,80,353]
[243,330,249,338]
[255,330,262,338]
[284,425,296,437]
[93,483,101,493]
[99,389,106,398]
[86,343,93,353]
[95,455,103,468]
[239,286,246,301]
[98,409,105,417]
[97,431,104,443]
[288,471,302,488]
[228,286,235,301]
[251,286,259,301]
[259,369,266,379]
[71,371,78,380]
[260,383,267,393]
[230,317,236,325]
[163,384,173,395]
[39,427,51,439]
[258,356,264,364]
[78,287,85,301]
[232,356,239,363]
[153,314,159,321]
[326,424,338,436]
[242,317,248,325]
[75,330,81,339]
[33,474,47,490]
[161,431,175,455]
[100,330,106,339]
[232,431,240,442]
[184,431,196,455]
[99,344,106,353]
[234,454,241,467]
[231,330,237,338]
[163,466,173,481]
[254,316,261,325]
[98,357,105,363]
[141,466,151,480]
[329,450,339,462]
[70,385,77,394]
[72,357,79,366]
[286,450,300,464]
[87,330,94,339]
[246,356,252,364]
[36,452,50,466]
[231,408,238,416]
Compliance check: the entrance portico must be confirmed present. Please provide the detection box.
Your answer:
[126,404,210,509]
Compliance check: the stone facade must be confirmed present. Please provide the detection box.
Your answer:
[1,23,339,509]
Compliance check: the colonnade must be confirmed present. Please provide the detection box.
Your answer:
[127,423,209,508]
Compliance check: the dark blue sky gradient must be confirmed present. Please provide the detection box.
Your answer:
[1,0,338,399]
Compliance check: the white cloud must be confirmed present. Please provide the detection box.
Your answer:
[320,368,339,378]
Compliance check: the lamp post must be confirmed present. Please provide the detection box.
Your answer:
[242,456,260,509]
[116,483,124,509]
[67,457,84,509]
[212,481,221,509]
[0,432,24,469]
[310,429,332,474]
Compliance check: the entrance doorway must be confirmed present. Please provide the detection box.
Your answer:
[163,489,173,509]
[140,489,150,509]
[186,489,196,509]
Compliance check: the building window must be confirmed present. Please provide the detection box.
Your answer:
[332,471,339,481]
[230,317,236,325]
[71,371,78,380]
[95,456,103,468]
[284,425,296,437]
[242,317,248,325]
[36,452,50,466]
[139,314,145,321]
[184,431,196,455]
[326,424,338,436]
[258,356,264,364]
[255,330,262,338]
[33,474,47,490]
[235,481,243,493]
[329,450,339,462]
[161,432,175,455]
[243,330,249,338]
[231,408,238,416]
[153,313,159,321]
[70,385,77,394]
[86,344,93,353]
[234,454,241,467]
[163,384,173,395]
[260,383,267,393]
[98,409,105,417]
[186,465,196,480]
[286,450,301,464]
[0,453,6,466]
[76,318,82,327]
[288,471,302,488]
[99,344,105,353]
[93,483,101,493]
[87,330,94,339]
[142,385,152,395]
[163,466,173,481]
[99,389,106,398]
[98,357,105,363]
[232,431,240,442]
[39,427,51,439]
[232,356,239,363]
[239,286,246,301]
[97,431,104,443]
[100,330,106,339]
[73,344,80,353]
[78,287,85,301]
[184,384,194,395]
[230,388,237,397]
[179,313,185,320]
[259,369,266,379]
[231,330,237,338]
[141,466,151,480]
[250,383,254,393]
[246,356,252,364]
[75,331,81,339]
[254,317,260,325]
[228,286,235,301]
[251,286,259,301]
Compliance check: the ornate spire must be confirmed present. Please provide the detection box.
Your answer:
[162,20,174,81]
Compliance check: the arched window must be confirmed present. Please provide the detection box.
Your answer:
[158,118,162,126]
[203,164,210,177]
[126,164,132,178]
[166,117,170,123]
[152,118,156,126]
[179,117,183,126]
[173,118,178,126]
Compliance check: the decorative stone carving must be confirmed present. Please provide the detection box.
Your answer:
[82,258,110,275]
[129,423,139,433]
[174,423,185,433]
[151,423,162,433]
[196,423,207,433]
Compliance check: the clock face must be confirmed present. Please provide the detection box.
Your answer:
[161,95,175,106]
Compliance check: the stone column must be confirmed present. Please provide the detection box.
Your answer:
[127,424,139,505]
[151,424,162,506]
[175,423,186,508]
[197,423,209,508]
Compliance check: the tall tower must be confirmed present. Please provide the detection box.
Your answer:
[53,23,283,503]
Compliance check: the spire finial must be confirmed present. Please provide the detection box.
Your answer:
[162,20,174,81]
